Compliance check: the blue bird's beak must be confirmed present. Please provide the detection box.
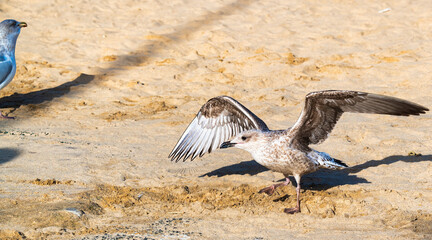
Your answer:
[18,22,27,28]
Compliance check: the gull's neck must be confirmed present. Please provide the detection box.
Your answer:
[0,32,20,56]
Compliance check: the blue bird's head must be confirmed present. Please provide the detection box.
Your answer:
[0,19,27,52]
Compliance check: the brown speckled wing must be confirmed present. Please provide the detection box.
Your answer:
[169,96,268,162]
[289,90,429,150]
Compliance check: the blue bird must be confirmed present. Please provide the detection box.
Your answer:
[0,19,27,119]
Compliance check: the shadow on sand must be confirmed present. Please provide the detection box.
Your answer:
[0,74,94,111]
[0,0,253,117]
[0,148,21,165]
[201,154,432,190]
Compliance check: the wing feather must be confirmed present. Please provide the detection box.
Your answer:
[289,90,429,150]
[169,96,269,162]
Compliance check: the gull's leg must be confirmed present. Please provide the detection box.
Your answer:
[0,112,14,120]
[284,174,301,214]
[258,177,290,196]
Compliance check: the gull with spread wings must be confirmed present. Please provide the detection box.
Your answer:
[169,90,428,214]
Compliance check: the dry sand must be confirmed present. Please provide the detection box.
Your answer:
[0,0,431,239]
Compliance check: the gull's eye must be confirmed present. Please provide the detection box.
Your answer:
[241,136,247,141]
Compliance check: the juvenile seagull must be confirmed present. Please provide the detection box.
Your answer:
[0,19,27,119]
[169,90,428,214]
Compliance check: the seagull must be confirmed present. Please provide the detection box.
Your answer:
[169,90,429,214]
[0,19,27,119]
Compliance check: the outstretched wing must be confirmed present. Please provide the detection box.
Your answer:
[169,96,269,162]
[289,90,429,150]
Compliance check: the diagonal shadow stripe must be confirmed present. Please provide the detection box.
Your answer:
[0,0,253,116]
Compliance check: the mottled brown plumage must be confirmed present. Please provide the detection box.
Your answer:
[169,96,268,161]
[169,90,428,214]
[289,90,428,151]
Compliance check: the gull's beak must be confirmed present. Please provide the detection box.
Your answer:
[18,22,27,28]
[220,141,236,149]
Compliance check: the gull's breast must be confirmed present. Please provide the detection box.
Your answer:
[251,141,318,176]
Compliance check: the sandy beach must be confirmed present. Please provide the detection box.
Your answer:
[0,0,431,239]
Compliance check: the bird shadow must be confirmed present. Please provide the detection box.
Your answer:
[0,0,253,116]
[200,154,432,190]
[0,73,94,110]
[200,160,268,177]
[0,148,20,165]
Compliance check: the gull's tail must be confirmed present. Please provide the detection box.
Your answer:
[308,150,348,170]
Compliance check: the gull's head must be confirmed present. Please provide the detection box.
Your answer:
[0,19,27,51]
[220,130,267,153]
